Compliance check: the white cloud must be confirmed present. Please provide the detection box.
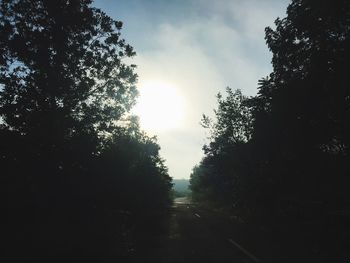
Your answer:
[95,0,289,179]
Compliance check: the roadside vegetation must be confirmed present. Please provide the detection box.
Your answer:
[190,0,350,259]
[0,1,172,261]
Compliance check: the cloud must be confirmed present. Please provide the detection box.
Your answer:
[94,0,289,179]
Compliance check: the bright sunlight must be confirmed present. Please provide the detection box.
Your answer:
[133,82,186,132]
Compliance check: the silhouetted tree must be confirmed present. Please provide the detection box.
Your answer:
[0,0,137,140]
[191,0,350,259]
[190,88,254,207]
[0,1,172,261]
[201,88,253,155]
[253,0,350,207]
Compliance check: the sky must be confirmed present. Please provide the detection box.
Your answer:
[94,0,290,179]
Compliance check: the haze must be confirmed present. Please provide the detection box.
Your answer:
[94,0,289,179]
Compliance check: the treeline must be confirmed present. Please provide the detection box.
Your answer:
[172,179,190,198]
[190,0,350,248]
[0,0,172,262]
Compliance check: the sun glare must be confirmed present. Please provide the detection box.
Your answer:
[133,82,185,133]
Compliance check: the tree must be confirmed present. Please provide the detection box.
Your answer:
[0,0,139,217]
[0,1,172,261]
[191,0,350,228]
[0,0,137,141]
[190,88,254,207]
[201,88,253,156]
[253,0,350,203]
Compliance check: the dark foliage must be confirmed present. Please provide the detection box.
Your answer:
[0,1,172,262]
[190,88,253,207]
[191,0,350,259]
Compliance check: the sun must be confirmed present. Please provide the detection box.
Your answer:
[133,82,185,133]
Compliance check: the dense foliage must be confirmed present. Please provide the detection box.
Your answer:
[190,88,253,206]
[190,0,350,252]
[0,0,172,261]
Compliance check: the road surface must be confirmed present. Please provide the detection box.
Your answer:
[129,198,258,263]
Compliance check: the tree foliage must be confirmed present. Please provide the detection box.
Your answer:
[0,0,137,139]
[201,88,253,155]
[190,88,254,205]
[255,0,350,202]
[0,1,172,261]
[191,0,350,229]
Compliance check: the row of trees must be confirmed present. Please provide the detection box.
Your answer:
[190,0,350,232]
[0,0,172,261]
